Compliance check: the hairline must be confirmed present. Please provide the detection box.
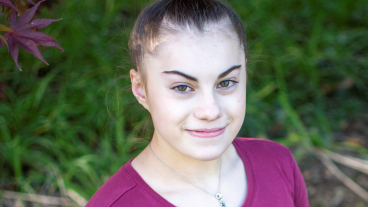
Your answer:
[138,18,246,84]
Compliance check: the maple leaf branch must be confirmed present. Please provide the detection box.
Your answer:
[1,0,63,71]
[0,0,20,14]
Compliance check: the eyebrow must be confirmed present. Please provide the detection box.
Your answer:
[218,65,242,79]
[162,65,242,82]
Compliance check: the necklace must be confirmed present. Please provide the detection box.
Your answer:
[149,144,226,207]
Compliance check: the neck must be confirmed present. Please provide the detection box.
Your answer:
[146,131,234,184]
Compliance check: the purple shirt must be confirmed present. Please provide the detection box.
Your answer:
[87,138,309,207]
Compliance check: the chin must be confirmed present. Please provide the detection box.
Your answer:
[193,155,223,161]
[182,141,230,161]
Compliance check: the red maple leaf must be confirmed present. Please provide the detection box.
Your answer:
[0,0,20,14]
[0,0,63,70]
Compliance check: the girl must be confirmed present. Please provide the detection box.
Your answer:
[87,0,309,206]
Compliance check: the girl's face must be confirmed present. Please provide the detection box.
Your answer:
[132,25,246,161]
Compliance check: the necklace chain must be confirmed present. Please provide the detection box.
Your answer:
[149,144,225,206]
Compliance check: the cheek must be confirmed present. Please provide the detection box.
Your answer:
[147,87,193,131]
[220,86,246,125]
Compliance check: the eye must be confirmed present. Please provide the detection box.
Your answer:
[172,84,192,94]
[217,80,238,89]
[219,80,230,87]
[177,85,188,91]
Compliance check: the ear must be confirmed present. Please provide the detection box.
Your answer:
[130,69,149,110]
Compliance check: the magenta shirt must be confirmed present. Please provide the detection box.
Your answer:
[87,138,309,207]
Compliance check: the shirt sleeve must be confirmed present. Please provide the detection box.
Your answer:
[291,152,309,207]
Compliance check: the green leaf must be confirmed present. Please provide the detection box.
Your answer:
[0,34,9,50]
[0,24,13,32]
[0,24,13,51]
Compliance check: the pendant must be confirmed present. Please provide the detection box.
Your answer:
[215,193,225,207]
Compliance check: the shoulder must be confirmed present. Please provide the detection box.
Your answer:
[233,138,309,206]
[233,137,292,161]
[86,163,136,207]
[86,160,167,207]
[233,137,295,176]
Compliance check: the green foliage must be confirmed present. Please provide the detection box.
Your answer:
[0,0,367,200]
[234,0,368,144]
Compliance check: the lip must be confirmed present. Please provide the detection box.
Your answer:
[186,127,225,138]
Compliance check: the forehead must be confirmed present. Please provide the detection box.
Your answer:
[143,25,245,77]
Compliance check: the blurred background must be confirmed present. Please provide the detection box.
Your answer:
[0,0,367,206]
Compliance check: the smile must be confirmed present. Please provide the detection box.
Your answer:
[186,127,226,138]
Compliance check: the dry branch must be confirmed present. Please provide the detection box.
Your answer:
[66,188,88,207]
[314,148,368,202]
[322,149,368,174]
[0,190,76,206]
[51,166,87,206]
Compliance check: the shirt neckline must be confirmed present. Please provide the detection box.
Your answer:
[123,138,255,206]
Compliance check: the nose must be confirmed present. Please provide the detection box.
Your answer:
[193,91,223,121]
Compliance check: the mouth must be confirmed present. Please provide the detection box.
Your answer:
[186,127,226,138]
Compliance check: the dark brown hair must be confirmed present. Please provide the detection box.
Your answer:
[129,0,247,75]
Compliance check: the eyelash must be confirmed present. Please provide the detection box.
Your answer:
[171,79,239,94]
[218,79,239,89]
